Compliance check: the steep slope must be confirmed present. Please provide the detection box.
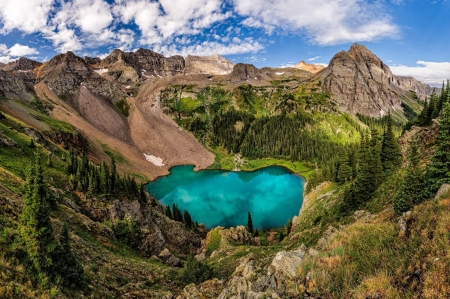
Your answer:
[185,54,234,75]
[317,43,423,117]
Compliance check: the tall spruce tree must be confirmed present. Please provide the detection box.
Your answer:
[19,154,59,284]
[380,113,401,175]
[393,140,424,214]
[247,211,254,234]
[425,101,450,195]
[337,152,352,183]
[56,222,84,288]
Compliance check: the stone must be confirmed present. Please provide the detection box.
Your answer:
[293,61,325,73]
[435,184,450,199]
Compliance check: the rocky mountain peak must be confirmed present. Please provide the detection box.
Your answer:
[2,57,42,71]
[317,44,405,117]
[293,60,325,74]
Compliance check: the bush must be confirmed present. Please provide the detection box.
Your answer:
[178,254,213,285]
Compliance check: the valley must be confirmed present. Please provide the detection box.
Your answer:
[0,43,450,298]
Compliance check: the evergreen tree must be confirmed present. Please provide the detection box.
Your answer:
[247,211,254,234]
[425,102,450,195]
[380,113,401,175]
[165,205,172,219]
[393,140,425,214]
[0,109,5,120]
[184,210,193,229]
[18,154,59,284]
[337,152,352,183]
[253,229,259,237]
[29,138,35,148]
[100,161,110,193]
[110,156,117,192]
[285,218,292,236]
[55,222,84,288]
[139,183,147,205]
[417,100,431,126]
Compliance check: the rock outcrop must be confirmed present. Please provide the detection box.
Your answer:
[2,57,42,72]
[185,54,234,75]
[0,70,35,101]
[201,226,257,255]
[294,61,325,73]
[100,48,185,83]
[317,43,407,117]
[393,75,437,100]
[230,63,261,82]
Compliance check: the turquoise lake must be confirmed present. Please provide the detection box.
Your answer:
[146,165,304,229]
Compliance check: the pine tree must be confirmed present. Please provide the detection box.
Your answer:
[425,102,450,195]
[29,138,35,148]
[110,156,117,192]
[165,205,172,219]
[55,222,84,288]
[337,152,352,183]
[247,211,254,234]
[184,210,193,229]
[0,109,5,120]
[393,140,424,214]
[139,183,147,205]
[18,154,59,284]
[380,113,401,175]
[100,161,110,193]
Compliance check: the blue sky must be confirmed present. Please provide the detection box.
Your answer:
[0,0,449,86]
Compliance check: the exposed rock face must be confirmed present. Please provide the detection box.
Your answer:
[393,75,437,99]
[80,198,203,257]
[83,56,101,67]
[185,54,234,75]
[317,43,423,117]
[0,70,34,101]
[100,48,185,82]
[294,61,325,73]
[2,57,42,71]
[230,63,261,82]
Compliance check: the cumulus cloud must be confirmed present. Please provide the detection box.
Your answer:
[0,43,39,63]
[232,0,400,45]
[390,61,450,87]
[0,0,402,57]
[0,0,53,34]
[154,40,263,57]
[113,0,230,46]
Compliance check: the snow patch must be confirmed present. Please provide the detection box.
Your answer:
[124,85,131,89]
[275,72,284,75]
[143,154,165,167]
[94,68,108,75]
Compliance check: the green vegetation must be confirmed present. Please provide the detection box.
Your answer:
[115,98,130,117]
[206,229,221,255]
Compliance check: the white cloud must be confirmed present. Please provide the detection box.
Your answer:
[113,0,230,46]
[8,44,39,56]
[42,23,83,52]
[232,0,399,45]
[53,0,113,34]
[0,0,53,34]
[0,43,39,63]
[390,61,450,87]
[154,40,263,57]
[308,56,320,61]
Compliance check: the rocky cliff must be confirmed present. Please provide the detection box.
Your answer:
[317,43,408,117]
[393,75,437,100]
[185,54,234,75]
[294,61,325,74]
[2,57,42,72]
[99,48,185,83]
[230,63,262,82]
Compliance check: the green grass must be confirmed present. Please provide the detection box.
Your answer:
[206,229,221,256]
[32,114,77,134]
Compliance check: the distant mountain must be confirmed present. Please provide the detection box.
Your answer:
[316,43,434,117]
[185,54,234,75]
[293,61,325,73]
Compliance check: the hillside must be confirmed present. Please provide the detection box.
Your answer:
[1,43,449,298]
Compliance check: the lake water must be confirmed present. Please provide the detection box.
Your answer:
[146,165,304,229]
